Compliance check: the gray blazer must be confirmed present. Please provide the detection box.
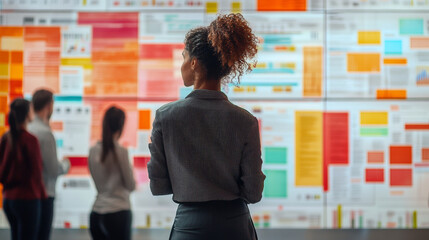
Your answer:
[148,89,265,204]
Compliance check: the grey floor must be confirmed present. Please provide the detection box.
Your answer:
[1,229,429,240]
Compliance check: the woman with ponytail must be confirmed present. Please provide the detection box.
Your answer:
[148,13,265,240]
[0,98,47,240]
[88,106,136,240]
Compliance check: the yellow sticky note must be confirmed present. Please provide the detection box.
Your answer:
[0,64,8,77]
[231,2,241,13]
[337,205,342,229]
[233,87,245,93]
[295,111,323,186]
[413,211,417,229]
[256,62,267,69]
[358,31,381,44]
[273,86,283,92]
[1,37,24,51]
[206,2,218,14]
[61,58,93,70]
[0,113,5,126]
[281,63,296,69]
[360,112,388,125]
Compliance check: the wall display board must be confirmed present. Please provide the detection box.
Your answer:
[324,101,429,228]
[327,13,429,99]
[327,0,429,10]
[2,0,107,11]
[226,13,324,100]
[0,0,428,230]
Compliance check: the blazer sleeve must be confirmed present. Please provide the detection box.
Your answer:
[39,131,61,178]
[239,117,266,204]
[148,110,173,195]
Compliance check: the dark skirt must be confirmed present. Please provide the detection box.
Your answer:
[169,199,258,240]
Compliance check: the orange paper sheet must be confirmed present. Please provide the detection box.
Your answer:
[78,13,139,97]
[139,44,184,99]
[376,89,407,99]
[0,96,7,113]
[0,80,7,94]
[367,151,384,164]
[303,47,323,97]
[257,0,306,11]
[347,53,380,72]
[0,51,9,63]
[50,121,64,131]
[383,58,407,65]
[23,27,60,94]
[138,110,151,130]
[0,27,24,107]
[0,27,24,38]
[410,37,429,49]
[390,146,412,164]
[422,148,429,162]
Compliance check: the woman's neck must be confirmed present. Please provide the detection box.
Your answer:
[193,78,221,91]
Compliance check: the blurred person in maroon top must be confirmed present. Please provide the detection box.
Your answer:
[0,98,47,240]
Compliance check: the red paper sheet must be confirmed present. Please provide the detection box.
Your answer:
[365,169,384,183]
[390,169,412,187]
[323,112,349,191]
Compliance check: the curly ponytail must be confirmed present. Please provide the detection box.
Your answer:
[184,13,258,85]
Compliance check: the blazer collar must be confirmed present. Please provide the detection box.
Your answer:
[186,89,228,100]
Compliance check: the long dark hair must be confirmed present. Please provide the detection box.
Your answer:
[8,98,31,148]
[101,106,126,163]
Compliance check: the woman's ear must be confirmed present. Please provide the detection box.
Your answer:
[191,58,197,71]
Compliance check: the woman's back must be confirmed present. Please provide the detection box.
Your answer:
[0,130,46,200]
[89,142,135,214]
[149,13,263,240]
[148,89,265,204]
